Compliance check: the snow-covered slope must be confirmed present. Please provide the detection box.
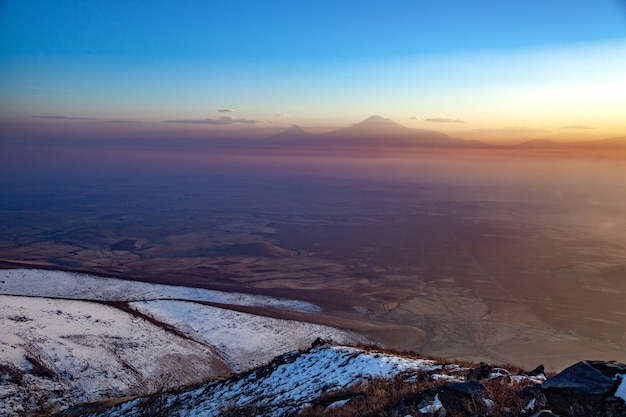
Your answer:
[0,269,363,416]
[0,295,228,415]
[86,345,459,417]
[130,300,361,371]
[0,268,320,313]
[87,344,547,417]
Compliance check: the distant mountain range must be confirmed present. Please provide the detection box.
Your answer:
[268,115,489,148]
[266,115,626,150]
[514,136,626,150]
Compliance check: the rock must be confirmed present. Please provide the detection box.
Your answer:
[528,411,559,417]
[542,360,626,416]
[311,337,326,348]
[526,364,545,377]
[467,363,493,381]
[519,383,547,412]
[438,381,488,416]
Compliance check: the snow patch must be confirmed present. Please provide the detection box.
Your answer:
[419,393,442,414]
[615,374,626,402]
[0,270,366,416]
[130,300,364,371]
[0,295,226,416]
[97,345,449,417]
[0,269,320,313]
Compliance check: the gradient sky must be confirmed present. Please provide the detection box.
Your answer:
[1,0,625,142]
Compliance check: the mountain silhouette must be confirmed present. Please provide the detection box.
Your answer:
[268,115,489,148]
[265,116,625,150]
[325,115,418,139]
[514,136,626,149]
[513,139,564,149]
[268,125,312,141]
[348,115,410,133]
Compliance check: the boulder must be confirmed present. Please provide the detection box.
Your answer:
[527,364,545,377]
[311,337,326,348]
[439,381,488,416]
[541,360,626,416]
[528,411,559,417]
[519,383,547,412]
[467,363,493,381]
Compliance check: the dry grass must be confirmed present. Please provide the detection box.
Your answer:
[481,377,538,417]
[296,375,543,417]
[299,373,449,417]
[182,343,547,417]
[327,340,532,375]
[0,361,25,384]
[24,355,57,379]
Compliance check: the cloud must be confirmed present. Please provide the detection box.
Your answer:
[273,112,292,118]
[163,116,262,125]
[105,119,141,124]
[424,117,465,123]
[32,115,98,120]
[470,127,549,134]
[32,115,141,123]
[562,125,594,130]
[218,108,235,113]
[408,116,419,120]
[228,117,262,124]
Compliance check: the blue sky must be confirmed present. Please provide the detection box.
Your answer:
[1,0,625,140]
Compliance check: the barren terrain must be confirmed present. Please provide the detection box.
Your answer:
[1,154,625,370]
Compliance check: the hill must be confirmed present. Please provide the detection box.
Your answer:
[75,341,626,417]
[0,269,361,416]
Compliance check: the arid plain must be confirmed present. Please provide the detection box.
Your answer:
[1,148,625,370]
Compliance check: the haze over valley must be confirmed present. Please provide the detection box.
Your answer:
[2,121,625,371]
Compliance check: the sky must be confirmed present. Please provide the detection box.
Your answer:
[1,0,626,142]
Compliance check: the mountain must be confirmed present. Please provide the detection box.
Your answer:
[514,136,626,150]
[266,117,626,150]
[513,139,565,149]
[333,115,414,136]
[321,115,486,147]
[267,116,490,148]
[267,125,313,142]
[80,342,626,417]
[570,136,626,149]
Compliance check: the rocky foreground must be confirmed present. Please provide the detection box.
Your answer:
[70,340,625,417]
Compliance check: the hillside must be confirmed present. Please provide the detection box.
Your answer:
[0,269,362,416]
[77,342,626,417]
